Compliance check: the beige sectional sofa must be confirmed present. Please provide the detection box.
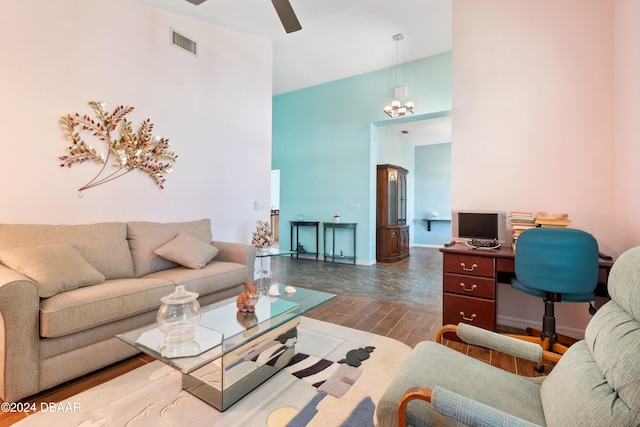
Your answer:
[0,218,256,402]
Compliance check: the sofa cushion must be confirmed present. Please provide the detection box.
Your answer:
[127,219,213,277]
[154,232,219,269]
[0,222,134,279]
[0,243,105,298]
[144,261,249,296]
[39,277,175,338]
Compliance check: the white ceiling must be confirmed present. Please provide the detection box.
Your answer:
[131,0,452,145]
[388,115,451,146]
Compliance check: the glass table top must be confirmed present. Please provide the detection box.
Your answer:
[255,247,297,257]
[117,285,334,374]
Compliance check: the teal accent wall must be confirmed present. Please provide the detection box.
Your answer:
[414,143,452,245]
[272,52,451,263]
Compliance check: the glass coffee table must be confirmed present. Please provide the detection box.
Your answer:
[117,285,334,411]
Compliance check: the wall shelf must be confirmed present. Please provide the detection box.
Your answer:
[422,218,451,232]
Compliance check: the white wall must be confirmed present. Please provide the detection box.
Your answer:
[614,0,640,250]
[0,0,273,244]
[452,1,618,336]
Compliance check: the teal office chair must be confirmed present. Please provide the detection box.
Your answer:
[508,227,599,372]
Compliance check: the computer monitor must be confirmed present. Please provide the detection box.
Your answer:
[451,210,507,243]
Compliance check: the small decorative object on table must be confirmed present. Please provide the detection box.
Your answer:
[156,285,201,345]
[268,284,281,296]
[236,281,259,312]
[251,220,273,253]
[334,214,341,223]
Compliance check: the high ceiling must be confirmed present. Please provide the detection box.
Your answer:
[131,0,452,96]
[131,0,452,146]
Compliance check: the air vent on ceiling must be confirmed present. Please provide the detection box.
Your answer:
[171,29,197,56]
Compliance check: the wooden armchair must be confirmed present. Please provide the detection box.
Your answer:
[397,324,559,427]
[377,246,640,427]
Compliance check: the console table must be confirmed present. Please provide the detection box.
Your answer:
[323,222,357,264]
[440,244,614,333]
[290,221,319,260]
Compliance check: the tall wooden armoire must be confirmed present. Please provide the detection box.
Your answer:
[376,164,409,263]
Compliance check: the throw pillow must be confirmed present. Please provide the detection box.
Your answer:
[154,232,219,269]
[0,243,106,298]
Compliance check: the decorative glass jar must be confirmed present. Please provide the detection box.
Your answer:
[156,285,201,345]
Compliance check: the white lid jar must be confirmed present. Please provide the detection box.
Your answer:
[156,285,201,345]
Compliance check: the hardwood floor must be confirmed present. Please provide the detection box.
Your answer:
[1,247,549,425]
[305,293,441,349]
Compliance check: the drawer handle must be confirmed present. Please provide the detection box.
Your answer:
[460,311,477,322]
[459,283,477,292]
[460,262,478,272]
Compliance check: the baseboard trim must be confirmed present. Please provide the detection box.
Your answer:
[497,315,585,340]
[412,243,444,248]
[289,256,376,266]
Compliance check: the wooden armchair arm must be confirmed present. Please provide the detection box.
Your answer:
[398,386,432,427]
[435,324,458,343]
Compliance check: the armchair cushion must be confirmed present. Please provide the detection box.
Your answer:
[0,243,105,298]
[539,274,640,427]
[431,386,542,427]
[154,232,219,269]
[540,341,637,426]
[377,340,546,427]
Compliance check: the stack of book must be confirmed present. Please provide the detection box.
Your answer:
[509,212,537,249]
[534,212,571,228]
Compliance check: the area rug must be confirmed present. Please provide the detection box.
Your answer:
[15,317,411,427]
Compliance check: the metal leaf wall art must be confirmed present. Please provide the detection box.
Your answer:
[59,101,177,194]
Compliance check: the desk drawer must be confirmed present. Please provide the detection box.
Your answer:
[443,273,495,299]
[443,294,496,331]
[443,254,495,278]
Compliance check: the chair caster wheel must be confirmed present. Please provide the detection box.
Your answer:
[534,365,545,374]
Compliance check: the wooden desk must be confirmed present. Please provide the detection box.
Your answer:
[439,244,613,332]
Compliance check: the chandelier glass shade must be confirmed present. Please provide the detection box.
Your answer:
[383,33,415,118]
[384,98,415,118]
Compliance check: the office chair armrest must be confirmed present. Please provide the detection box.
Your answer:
[398,386,541,427]
[437,323,546,363]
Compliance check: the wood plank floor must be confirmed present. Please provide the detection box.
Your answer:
[1,247,550,425]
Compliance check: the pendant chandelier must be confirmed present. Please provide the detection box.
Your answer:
[383,33,415,118]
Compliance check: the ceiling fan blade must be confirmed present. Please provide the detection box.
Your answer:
[271,0,302,33]
[185,0,207,5]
